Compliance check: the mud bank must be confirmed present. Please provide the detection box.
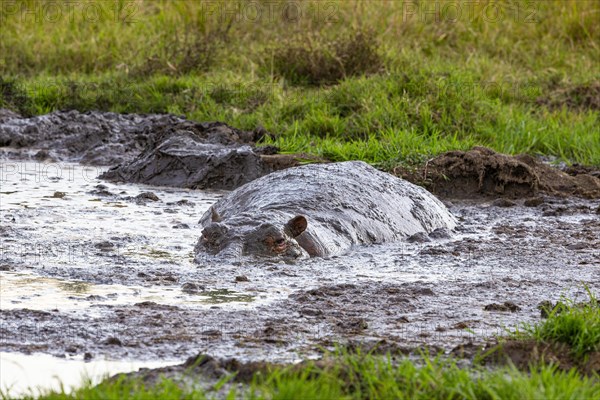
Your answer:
[0,110,180,165]
[99,339,600,395]
[0,110,263,166]
[99,130,308,191]
[396,147,600,199]
[3,110,597,196]
[0,110,304,190]
[482,339,600,376]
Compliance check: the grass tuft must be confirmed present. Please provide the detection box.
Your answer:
[132,21,232,78]
[514,288,600,361]
[271,29,383,86]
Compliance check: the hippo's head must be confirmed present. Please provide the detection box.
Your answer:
[195,208,310,261]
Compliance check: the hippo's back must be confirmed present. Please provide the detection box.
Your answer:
[202,161,455,255]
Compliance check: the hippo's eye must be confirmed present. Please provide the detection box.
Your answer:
[275,239,285,246]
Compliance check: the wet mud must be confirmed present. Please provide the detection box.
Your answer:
[0,110,292,191]
[0,109,21,124]
[0,111,599,391]
[1,162,598,369]
[4,109,597,197]
[395,146,600,199]
[0,110,181,165]
[99,131,304,191]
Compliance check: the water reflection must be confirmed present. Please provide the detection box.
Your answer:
[0,352,178,398]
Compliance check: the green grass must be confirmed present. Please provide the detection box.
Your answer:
[8,352,598,400]
[249,354,598,400]
[2,71,598,167]
[511,288,600,361]
[1,0,599,167]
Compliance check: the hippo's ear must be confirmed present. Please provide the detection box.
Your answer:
[211,207,222,223]
[285,215,307,237]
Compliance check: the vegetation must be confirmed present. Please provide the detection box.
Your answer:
[512,288,600,361]
[1,0,598,167]
[7,352,596,400]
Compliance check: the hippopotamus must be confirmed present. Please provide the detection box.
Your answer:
[195,161,456,261]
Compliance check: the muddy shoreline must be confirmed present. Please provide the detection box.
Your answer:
[2,110,599,197]
[1,111,599,391]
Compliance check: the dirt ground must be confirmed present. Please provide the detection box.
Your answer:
[395,146,600,200]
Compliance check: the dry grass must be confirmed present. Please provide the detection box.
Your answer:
[271,29,383,85]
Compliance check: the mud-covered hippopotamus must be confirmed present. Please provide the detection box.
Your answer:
[195,161,456,261]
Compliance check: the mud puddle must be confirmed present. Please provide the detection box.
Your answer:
[1,272,256,314]
[1,161,599,393]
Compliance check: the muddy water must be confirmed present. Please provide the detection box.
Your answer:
[0,352,177,398]
[1,161,599,392]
